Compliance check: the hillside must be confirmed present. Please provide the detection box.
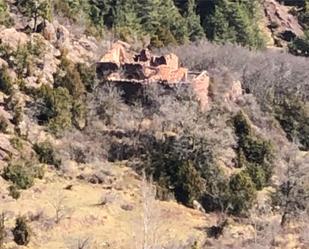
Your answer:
[0,1,309,249]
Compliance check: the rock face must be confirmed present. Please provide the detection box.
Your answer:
[263,0,304,46]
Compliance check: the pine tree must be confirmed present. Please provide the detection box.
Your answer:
[177,0,204,41]
[201,0,265,48]
[16,0,52,31]
[208,0,237,44]
[113,0,143,41]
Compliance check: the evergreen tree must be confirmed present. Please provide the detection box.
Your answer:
[16,0,52,31]
[229,2,265,48]
[137,0,189,46]
[205,0,236,44]
[200,0,265,48]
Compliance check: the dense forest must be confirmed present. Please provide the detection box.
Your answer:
[1,0,308,53]
[54,0,266,48]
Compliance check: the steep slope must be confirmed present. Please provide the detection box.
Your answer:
[0,2,308,249]
[263,0,304,47]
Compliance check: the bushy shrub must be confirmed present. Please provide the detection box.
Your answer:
[233,111,274,189]
[2,163,34,190]
[54,57,85,98]
[76,63,97,92]
[289,31,309,57]
[0,116,8,133]
[174,161,205,205]
[8,185,21,199]
[35,85,73,134]
[33,141,61,168]
[245,164,267,191]
[142,134,214,206]
[274,97,309,151]
[0,0,14,27]
[10,137,24,151]
[0,66,13,95]
[227,171,257,215]
[7,39,45,79]
[52,58,91,130]
[2,161,45,190]
[12,216,31,246]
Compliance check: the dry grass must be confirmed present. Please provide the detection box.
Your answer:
[0,163,210,249]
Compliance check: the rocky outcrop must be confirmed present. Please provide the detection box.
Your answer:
[263,0,304,46]
[0,28,29,51]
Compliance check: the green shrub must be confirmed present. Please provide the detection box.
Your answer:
[76,63,97,92]
[245,164,267,190]
[72,99,87,130]
[13,44,32,78]
[10,137,24,151]
[233,111,274,189]
[142,134,214,206]
[2,163,34,190]
[33,141,61,168]
[54,57,85,98]
[274,97,309,151]
[227,171,257,215]
[35,85,73,134]
[12,106,23,127]
[0,116,8,133]
[288,31,309,57]
[31,164,45,179]
[0,66,13,95]
[12,216,31,246]
[0,0,14,27]
[174,161,205,205]
[10,39,45,79]
[8,185,21,199]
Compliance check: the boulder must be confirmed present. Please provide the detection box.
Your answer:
[43,21,57,42]
[0,28,29,51]
[54,22,71,49]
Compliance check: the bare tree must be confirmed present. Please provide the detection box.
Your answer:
[76,237,90,249]
[50,193,70,224]
[275,145,309,227]
[126,172,163,249]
